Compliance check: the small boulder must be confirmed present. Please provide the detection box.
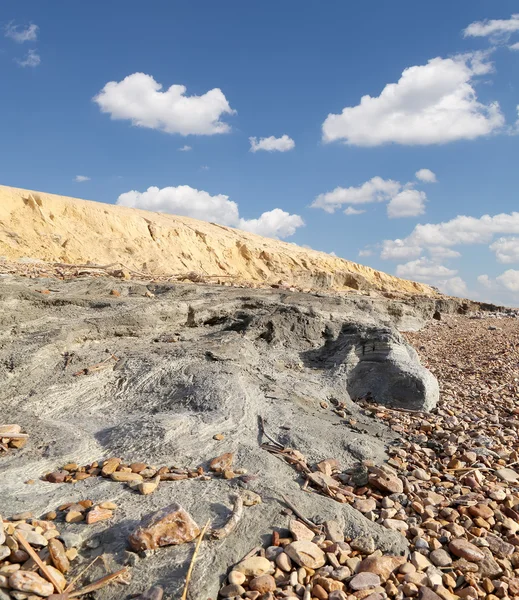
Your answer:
[129,503,200,551]
[285,540,326,569]
[448,539,484,562]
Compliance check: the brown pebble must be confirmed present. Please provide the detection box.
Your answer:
[65,511,84,523]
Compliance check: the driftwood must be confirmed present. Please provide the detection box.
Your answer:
[181,520,210,600]
[210,494,243,540]
[15,531,64,593]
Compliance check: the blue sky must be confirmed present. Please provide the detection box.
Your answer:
[2,2,519,305]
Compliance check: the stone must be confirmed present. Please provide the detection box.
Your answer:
[324,520,344,543]
[46,471,68,483]
[477,547,502,578]
[275,552,292,571]
[289,520,315,541]
[99,501,117,510]
[412,468,430,481]
[234,557,274,577]
[101,457,121,476]
[0,546,10,561]
[139,476,160,495]
[329,592,348,600]
[65,511,84,523]
[496,468,519,483]
[357,555,406,582]
[354,498,377,513]
[468,503,493,520]
[9,571,54,596]
[350,535,376,554]
[86,507,113,524]
[209,452,233,472]
[249,575,276,594]
[383,518,408,532]
[314,577,345,593]
[111,471,143,482]
[411,551,431,571]
[349,572,381,591]
[23,531,48,547]
[448,538,485,562]
[429,549,452,567]
[0,518,4,546]
[60,532,82,549]
[241,490,262,506]
[48,538,70,573]
[220,583,246,597]
[137,586,164,600]
[285,541,326,569]
[369,471,403,495]
[228,571,246,586]
[42,565,66,592]
[485,534,515,558]
[128,503,200,551]
[419,589,443,600]
[331,567,351,581]
[312,584,328,600]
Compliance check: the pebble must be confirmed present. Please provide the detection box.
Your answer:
[228,570,246,585]
[289,520,315,541]
[285,541,326,569]
[9,571,54,596]
[429,549,452,567]
[234,557,274,577]
[350,536,376,554]
[349,572,381,591]
[48,538,70,573]
[220,583,246,597]
[448,538,485,562]
[357,556,406,582]
[249,574,276,593]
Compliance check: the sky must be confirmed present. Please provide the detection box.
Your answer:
[2,2,519,306]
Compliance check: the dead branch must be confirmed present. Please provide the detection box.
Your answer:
[68,567,129,598]
[15,531,64,593]
[181,520,210,600]
[64,556,101,593]
[281,495,321,532]
[210,494,244,540]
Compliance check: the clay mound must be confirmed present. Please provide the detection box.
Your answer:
[0,185,436,295]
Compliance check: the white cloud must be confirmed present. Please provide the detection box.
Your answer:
[464,14,519,40]
[239,208,304,238]
[415,168,437,183]
[16,49,40,68]
[312,177,400,213]
[344,207,366,216]
[5,22,38,43]
[428,246,461,260]
[116,185,303,240]
[178,145,192,152]
[395,258,466,297]
[381,212,519,261]
[93,73,235,136]
[490,237,519,263]
[396,258,458,280]
[496,269,519,292]
[381,239,422,260]
[358,249,373,257]
[510,42,519,50]
[249,135,295,153]
[477,274,492,288]
[387,189,426,218]
[322,54,503,146]
[74,175,90,182]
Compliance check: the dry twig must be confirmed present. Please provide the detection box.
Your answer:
[210,494,244,540]
[64,556,101,593]
[281,495,321,532]
[68,567,129,598]
[181,520,211,600]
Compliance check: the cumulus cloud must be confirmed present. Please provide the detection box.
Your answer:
[74,175,90,182]
[381,239,422,260]
[510,42,519,50]
[396,258,458,280]
[490,237,519,263]
[387,190,426,219]
[16,49,40,68]
[93,73,235,136]
[322,54,503,146]
[312,177,400,213]
[249,135,295,153]
[396,258,466,297]
[477,274,492,288]
[381,212,519,261]
[415,169,437,183]
[344,207,366,216]
[5,22,38,43]
[464,14,519,40]
[116,185,303,240]
[496,269,519,292]
[178,145,192,152]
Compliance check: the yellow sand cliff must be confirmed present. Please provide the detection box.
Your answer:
[0,185,436,295]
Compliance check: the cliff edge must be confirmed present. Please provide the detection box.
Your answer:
[0,184,436,295]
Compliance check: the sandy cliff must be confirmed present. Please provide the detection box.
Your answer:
[0,184,436,295]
